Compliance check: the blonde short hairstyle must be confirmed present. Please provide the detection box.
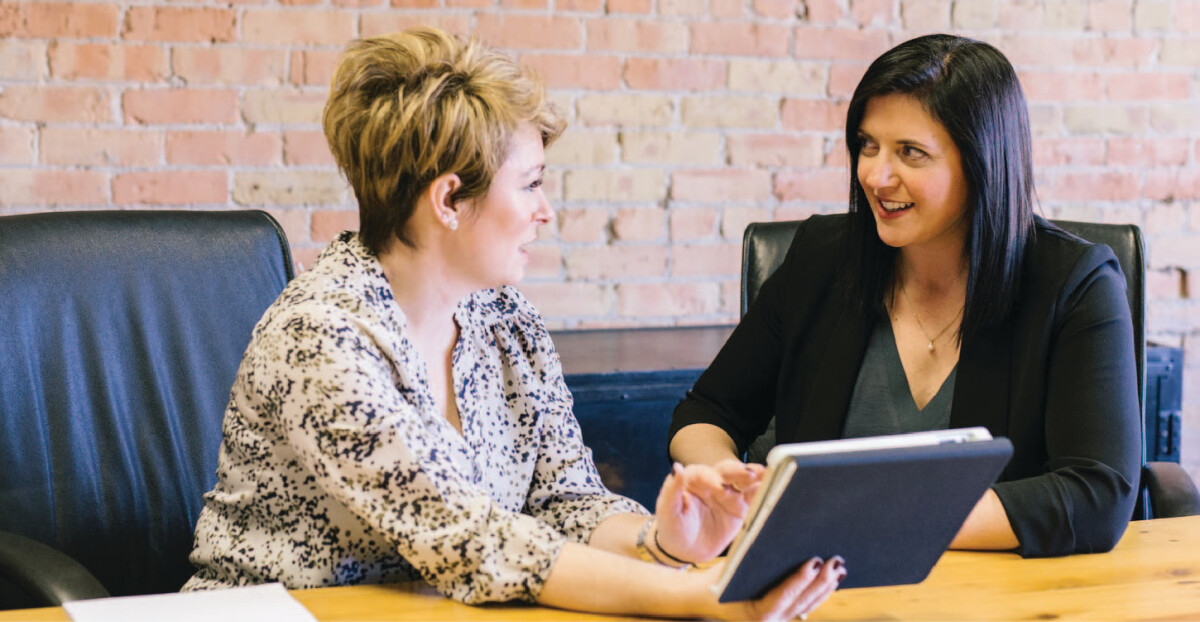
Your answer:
[323,26,565,255]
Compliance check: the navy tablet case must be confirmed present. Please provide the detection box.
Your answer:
[719,438,1014,602]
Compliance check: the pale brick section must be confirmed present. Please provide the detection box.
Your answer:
[42,128,162,167]
[577,94,673,127]
[564,169,665,202]
[2,0,1199,477]
[564,245,668,280]
[0,39,46,80]
[619,132,722,165]
[727,60,826,95]
[0,86,109,123]
[49,43,167,82]
[671,169,772,201]
[546,131,617,167]
[681,96,778,128]
[234,171,347,206]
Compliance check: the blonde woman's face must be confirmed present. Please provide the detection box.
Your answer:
[457,124,553,288]
[856,93,970,255]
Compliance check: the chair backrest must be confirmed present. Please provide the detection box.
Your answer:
[741,218,1150,516]
[0,210,293,599]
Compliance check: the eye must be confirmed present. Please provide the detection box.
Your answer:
[858,136,879,156]
[526,177,543,191]
[902,145,930,161]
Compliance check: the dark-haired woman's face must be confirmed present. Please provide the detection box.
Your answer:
[856,94,969,255]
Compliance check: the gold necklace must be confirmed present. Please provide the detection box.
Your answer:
[898,281,963,354]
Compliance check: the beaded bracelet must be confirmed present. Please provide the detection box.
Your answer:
[634,517,693,570]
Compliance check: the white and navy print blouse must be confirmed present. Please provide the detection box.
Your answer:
[183,232,646,604]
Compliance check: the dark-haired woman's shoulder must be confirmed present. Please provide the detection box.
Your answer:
[1024,217,1126,300]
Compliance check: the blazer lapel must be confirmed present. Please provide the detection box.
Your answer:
[789,305,873,442]
[950,322,1012,438]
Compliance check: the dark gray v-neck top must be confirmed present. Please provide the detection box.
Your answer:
[842,317,956,439]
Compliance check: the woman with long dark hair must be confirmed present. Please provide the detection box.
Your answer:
[670,34,1140,557]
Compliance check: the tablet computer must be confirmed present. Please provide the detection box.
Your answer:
[715,427,1013,602]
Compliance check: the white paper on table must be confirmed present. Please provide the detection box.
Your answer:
[63,583,317,622]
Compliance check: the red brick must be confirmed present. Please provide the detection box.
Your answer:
[41,128,162,167]
[672,243,740,277]
[804,0,844,23]
[671,169,772,202]
[1106,138,1190,168]
[166,131,282,166]
[264,209,311,248]
[173,47,286,86]
[612,206,666,241]
[242,9,356,46]
[113,171,228,205]
[446,0,490,7]
[335,0,383,5]
[1000,34,1069,68]
[1032,137,1106,167]
[1018,71,1104,102]
[851,0,894,26]
[616,282,721,317]
[501,0,548,8]
[565,245,668,280]
[289,49,341,86]
[1046,171,1141,202]
[721,206,770,240]
[1144,170,1200,202]
[557,209,609,243]
[826,137,849,167]
[690,22,790,57]
[284,131,335,166]
[1074,37,1160,68]
[523,244,562,279]
[781,99,848,131]
[234,172,346,206]
[755,0,798,18]
[998,1,1042,29]
[476,15,582,50]
[774,168,849,202]
[624,58,725,91]
[794,27,890,61]
[390,0,439,7]
[829,63,868,99]
[670,208,719,241]
[560,0,604,10]
[1175,2,1200,31]
[520,54,622,90]
[1088,0,1133,31]
[1147,268,1184,300]
[242,90,326,125]
[728,134,824,168]
[123,89,238,125]
[1106,73,1191,101]
[710,0,743,18]
[360,14,471,38]
[0,2,117,38]
[586,19,687,53]
[0,127,33,164]
[0,86,109,123]
[0,171,108,206]
[122,7,235,43]
[660,0,707,17]
[48,42,166,81]
[607,0,652,13]
[312,210,359,242]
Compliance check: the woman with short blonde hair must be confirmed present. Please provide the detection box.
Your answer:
[185,27,844,620]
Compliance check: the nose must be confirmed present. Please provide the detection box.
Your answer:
[534,191,554,225]
[860,154,897,191]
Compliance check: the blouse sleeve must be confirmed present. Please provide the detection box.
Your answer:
[993,248,1142,556]
[499,290,649,538]
[260,305,567,605]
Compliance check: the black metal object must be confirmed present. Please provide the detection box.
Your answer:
[1145,346,1183,464]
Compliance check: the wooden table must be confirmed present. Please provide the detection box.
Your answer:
[3,516,1197,621]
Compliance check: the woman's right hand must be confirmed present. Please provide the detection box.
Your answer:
[705,556,846,621]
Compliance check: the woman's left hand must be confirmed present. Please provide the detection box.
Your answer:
[653,459,765,564]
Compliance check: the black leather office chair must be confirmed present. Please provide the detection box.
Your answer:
[740,218,1200,520]
[0,210,294,609]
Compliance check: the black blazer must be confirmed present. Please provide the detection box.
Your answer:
[670,214,1141,557]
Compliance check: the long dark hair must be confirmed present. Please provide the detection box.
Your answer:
[844,34,1035,342]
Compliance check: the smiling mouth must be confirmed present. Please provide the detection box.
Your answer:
[880,200,914,213]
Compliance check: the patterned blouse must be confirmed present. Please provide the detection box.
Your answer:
[183,232,646,604]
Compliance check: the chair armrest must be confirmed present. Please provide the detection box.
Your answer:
[0,530,109,606]
[1144,462,1200,519]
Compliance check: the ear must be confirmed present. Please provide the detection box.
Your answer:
[427,173,464,230]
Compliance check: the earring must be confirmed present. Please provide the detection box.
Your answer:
[448,218,458,231]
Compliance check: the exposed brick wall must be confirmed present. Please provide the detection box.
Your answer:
[2,0,1199,481]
